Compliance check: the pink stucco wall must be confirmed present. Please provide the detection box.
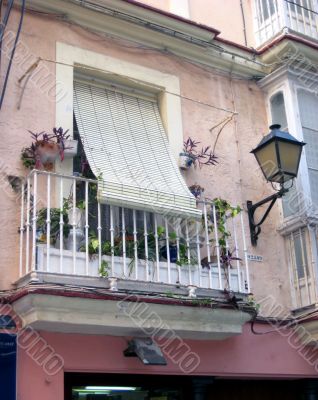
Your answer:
[17,324,318,400]
[140,0,256,47]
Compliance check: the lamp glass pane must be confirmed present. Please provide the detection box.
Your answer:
[254,141,279,181]
[277,140,302,176]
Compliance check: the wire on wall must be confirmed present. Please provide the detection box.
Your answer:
[0,0,26,110]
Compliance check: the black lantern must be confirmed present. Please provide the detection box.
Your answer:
[247,125,305,246]
[251,124,305,184]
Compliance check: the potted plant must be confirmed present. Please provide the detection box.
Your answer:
[189,184,205,199]
[21,127,76,170]
[36,202,71,246]
[179,137,218,170]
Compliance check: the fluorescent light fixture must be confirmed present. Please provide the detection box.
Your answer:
[85,386,137,391]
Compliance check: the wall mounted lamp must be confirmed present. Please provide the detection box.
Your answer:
[247,124,305,246]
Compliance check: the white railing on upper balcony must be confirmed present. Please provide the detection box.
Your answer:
[254,0,318,46]
[18,170,251,294]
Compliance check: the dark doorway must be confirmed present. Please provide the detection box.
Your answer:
[65,372,315,400]
[65,372,198,400]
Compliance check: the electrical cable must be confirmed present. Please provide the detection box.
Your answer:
[0,0,14,41]
[38,56,238,115]
[0,0,26,110]
[0,280,253,312]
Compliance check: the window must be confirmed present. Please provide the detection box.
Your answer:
[289,0,314,18]
[73,76,200,219]
[286,0,318,38]
[256,0,277,24]
[73,117,158,243]
[269,92,299,218]
[254,0,280,45]
[298,90,318,207]
[288,228,315,308]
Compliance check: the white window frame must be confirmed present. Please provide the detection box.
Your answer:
[55,41,184,177]
[287,227,317,308]
[253,0,282,46]
[261,73,313,223]
[285,0,318,37]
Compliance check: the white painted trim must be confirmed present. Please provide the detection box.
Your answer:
[259,69,313,218]
[55,41,184,176]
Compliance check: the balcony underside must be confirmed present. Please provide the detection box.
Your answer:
[11,284,252,340]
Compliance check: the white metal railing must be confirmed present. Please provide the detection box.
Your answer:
[19,170,251,294]
[254,0,318,46]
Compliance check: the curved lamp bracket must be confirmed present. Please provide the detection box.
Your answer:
[247,187,288,246]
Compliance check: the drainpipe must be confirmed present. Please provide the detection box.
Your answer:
[240,0,248,46]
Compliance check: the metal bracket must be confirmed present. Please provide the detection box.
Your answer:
[247,187,288,246]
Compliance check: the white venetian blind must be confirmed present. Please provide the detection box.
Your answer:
[73,79,200,218]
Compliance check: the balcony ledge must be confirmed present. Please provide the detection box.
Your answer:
[10,281,253,340]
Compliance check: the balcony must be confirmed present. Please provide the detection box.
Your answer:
[17,169,251,293]
[254,0,318,46]
[14,170,252,339]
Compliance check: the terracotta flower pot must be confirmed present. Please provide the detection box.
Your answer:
[35,141,61,168]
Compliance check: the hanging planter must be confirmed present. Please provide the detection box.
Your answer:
[179,137,218,171]
[63,139,78,158]
[179,152,195,170]
[21,127,72,170]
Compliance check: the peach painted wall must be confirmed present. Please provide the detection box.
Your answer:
[0,8,291,311]
[139,0,257,47]
[17,326,318,400]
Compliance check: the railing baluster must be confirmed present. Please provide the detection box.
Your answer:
[110,205,115,277]
[59,177,64,273]
[97,202,102,274]
[232,217,242,293]
[175,218,181,285]
[143,211,149,281]
[25,177,31,274]
[72,179,76,275]
[203,202,212,289]
[185,221,192,285]
[19,180,25,277]
[31,172,37,272]
[165,218,171,284]
[224,218,231,290]
[212,203,223,290]
[85,180,89,275]
[133,209,138,280]
[122,208,127,277]
[154,214,160,282]
[196,221,202,288]
[46,174,51,273]
[240,212,250,293]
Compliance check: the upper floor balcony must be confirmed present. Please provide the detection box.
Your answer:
[254,0,318,46]
[17,170,251,296]
[13,169,253,340]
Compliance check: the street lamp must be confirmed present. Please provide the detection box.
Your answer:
[247,124,305,246]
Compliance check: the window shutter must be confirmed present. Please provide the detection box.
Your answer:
[73,80,201,219]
